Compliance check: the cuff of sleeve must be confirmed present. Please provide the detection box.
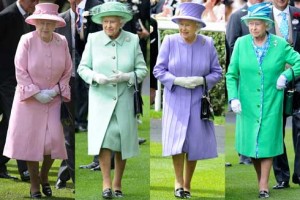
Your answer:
[127,72,135,87]
[18,84,40,101]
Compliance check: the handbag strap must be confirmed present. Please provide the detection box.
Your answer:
[134,72,139,92]
[58,82,63,103]
[203,76,208,96]
[290,68,295,90]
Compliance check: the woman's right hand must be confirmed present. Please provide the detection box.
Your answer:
[231,99,242,114]
[93,73,110,85]
[34,93,53,104]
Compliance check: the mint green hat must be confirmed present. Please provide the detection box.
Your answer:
[90,2,132,25]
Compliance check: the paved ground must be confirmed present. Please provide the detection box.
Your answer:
[151,119,225,154]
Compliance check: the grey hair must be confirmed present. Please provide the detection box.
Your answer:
[195,22,202,33]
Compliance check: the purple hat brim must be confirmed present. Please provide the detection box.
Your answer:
[171,16,206,28]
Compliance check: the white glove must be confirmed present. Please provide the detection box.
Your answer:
[93,73,110,85]
[109,70,131,84]
[34,92,53,104]
[231,99,242,114]
[174,77,196,89]
[188,76,204,86]
[276,75,287,90]
[40,89,57,97]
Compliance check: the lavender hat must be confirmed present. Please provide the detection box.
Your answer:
[171,3,206,28]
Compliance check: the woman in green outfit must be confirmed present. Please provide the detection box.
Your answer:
[77,2,148,199]
[226,2,300,198]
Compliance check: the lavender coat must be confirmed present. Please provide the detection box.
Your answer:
[153,34,222,161]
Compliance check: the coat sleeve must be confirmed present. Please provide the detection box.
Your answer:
[205,37,223,90]
[77,34,96,85]
[153,35,176,91]
[53,36,72,102]
[132,35,148,85]
[226,37,241,102]
[14,35,40,101]
[281,41,300,80]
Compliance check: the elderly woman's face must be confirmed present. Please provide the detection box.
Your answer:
[103,16,122,39]
[248,20,267,38]
[178,19,198,43]
[35,19,56,42]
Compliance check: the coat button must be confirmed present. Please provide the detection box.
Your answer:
[257,119,259,123]
[257,89,260,92]
[112,84,116,87]
[112,56,116,59]
[257,105,260,108]
[258,71,261,75]
[112,43,115,46]
[113,97,116,100]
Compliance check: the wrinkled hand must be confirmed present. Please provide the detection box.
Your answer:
[41,89,57,98]
[109,70,131,84]
[93,73,110,85]
[276,75,287,90]
[231,99,242,114]
[34,92,53,104]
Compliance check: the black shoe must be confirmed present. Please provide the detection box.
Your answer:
[273,181,290,189]
[184,191,191,198]
[258,191,269,198]
[102,188,113,199]
[55,179,67,189]
[41,183,52,197]
[114,190,123,198]
[30,191,42,199]
[91,164,100,171]
[79,162,99,169]
[292,174,300,184]
[0,171,18,180]
[138,138,146,145]
[225,162,232,167]
[174,188,185,199]
[20,170,30,182]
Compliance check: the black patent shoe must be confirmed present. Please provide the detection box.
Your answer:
[30,191,42,199]
[114,190,123,198]
[258,191,270,198]
[102,188,113,199]
[174,188,185,199]
[41,183,52,197]
[184,191,191,198]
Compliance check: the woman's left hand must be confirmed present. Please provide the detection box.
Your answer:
[109,70,131,83]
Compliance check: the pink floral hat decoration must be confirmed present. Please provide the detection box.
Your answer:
[25,3,66,28]
[171,2,206,28]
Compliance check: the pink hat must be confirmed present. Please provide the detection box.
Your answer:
[25,3,66,28]
[172,3,206,28]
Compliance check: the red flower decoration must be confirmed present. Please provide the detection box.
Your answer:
[293,12,300,19]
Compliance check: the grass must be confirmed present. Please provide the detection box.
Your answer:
[225,124,300,200]
[150,142,225,200]
[0,160,74,199]
[75,96,150,200]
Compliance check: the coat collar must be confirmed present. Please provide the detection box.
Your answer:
[101,29,128,46]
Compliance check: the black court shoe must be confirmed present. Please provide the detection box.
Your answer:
[30,191,42,199]
[258,190,270,198]
[184,191,191,198]
[41,183,52,197]
[102,188,113,199]
[114,190,123,198]
[174,188,185,199]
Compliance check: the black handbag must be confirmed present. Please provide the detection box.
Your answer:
[133,72,143,116]
[284,68,295,116]
[200,77,214,121]
[58,83,73,126]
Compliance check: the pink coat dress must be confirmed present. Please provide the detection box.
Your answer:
[3,31,72,161]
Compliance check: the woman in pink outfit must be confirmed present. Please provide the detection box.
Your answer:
[3,3,72,199]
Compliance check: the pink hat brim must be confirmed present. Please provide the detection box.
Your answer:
[25,14,66,28]
[171,16,206,28]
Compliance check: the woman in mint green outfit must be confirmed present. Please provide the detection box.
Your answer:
[77,2,148,199]
[226,3,300,198]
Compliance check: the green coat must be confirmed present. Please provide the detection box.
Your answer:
[226,34,300,158]
[78,30,148,159]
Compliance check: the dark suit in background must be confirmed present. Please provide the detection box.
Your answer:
[56,8,75,186]
[0,2,30,179]
[270,5,300,186]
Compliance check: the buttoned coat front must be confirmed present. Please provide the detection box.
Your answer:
[77,30,148,160]
[153,34,222,161]
[3,31,72,161]
[226,34,300,158]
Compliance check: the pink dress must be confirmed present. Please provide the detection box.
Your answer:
[3,31,72,161]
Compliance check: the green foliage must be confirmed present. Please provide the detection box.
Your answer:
[160,30,226,116]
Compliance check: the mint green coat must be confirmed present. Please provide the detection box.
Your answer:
[226,34,300,158]
[78,30,148,159]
